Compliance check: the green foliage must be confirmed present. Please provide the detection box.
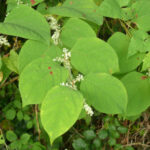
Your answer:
[41,86,84,143]
[0,5,50,44]
[121,72,150,116]
[71,38,119,74]
[48,0,103,25]
[60,18,96,48]
[80,73,128,114]
[0,0,150,149]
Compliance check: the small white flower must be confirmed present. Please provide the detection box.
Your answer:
[83,102,94,117]
[0,36,10,47]
[46,15,61,45]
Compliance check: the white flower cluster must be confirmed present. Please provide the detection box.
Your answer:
[46,16,60,45]
[60,82,77,90]
[60,74,84,90]
[53,48,71,69]
[0,36,10,47]
[83,102,94,117]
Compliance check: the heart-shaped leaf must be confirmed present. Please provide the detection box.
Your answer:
[41,86,84,144]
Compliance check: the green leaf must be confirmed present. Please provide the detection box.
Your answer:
[0,57,11,84]
[98,129,108,140]
[142,52,150,71]
[48,0,103,25]
[22,0,44,6]
[5,108,16,120]
[60,18,96,48]
[6,131,17,142]
[97,0,134,20]
[80,73,128,114]
[117,126,128,134]
[19,40,62,73]
[41,86,84,144]
[131,0,150,31]
[108,138,116,146]
[71,38,119,75]
[0,5,50,44]
[98,0,123,19]
[19,57,69,106]
[0,135,5,145]
[83,130,96,140]
[107,32,145,74]
[128,29,150,57]
[4,50,19,73]
[17,111,24,121]
[20,133,30,144]
[72,138,88,150]
[7,0,44,12]
[93,138,101,148]
[121,71,150,116]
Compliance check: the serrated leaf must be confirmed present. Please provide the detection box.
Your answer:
[19,40,62,73]
[80,73,128,114]
[71,38,119,75]
[19,57,69,106]
[41,86,84,144]
[107,32,145,74]
[121,71,150,116]
[60,18,96,48]
[48,0,103,25]
[0,5,50,45]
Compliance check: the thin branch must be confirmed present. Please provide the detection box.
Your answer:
[123,143,150,148]
[35,104,41,141]
[0,76,18,89]
[119,20,132,37]
[104,18,114,33]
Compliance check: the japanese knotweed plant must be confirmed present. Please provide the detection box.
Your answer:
[1,0,150,144]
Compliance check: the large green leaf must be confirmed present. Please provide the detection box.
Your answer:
[60,18,96,48]
[41,86,84,144]
[107,32,145,74]
[98,0,123,19]
[128,29,150,57]
[48,0,103,25]
[19,40,62,73]
[71,38,119,75]
[80,73,128,114]
[19,57,69,106]
[97,0,135,21]
[0,5,50,44]
[131,0,150,31]
[121,72,150,116]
